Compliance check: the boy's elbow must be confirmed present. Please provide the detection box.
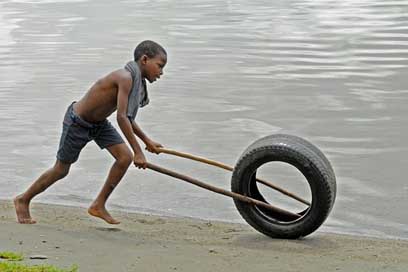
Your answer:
[116,113,129,124]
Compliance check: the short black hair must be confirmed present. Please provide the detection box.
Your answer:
[134,40,167,61]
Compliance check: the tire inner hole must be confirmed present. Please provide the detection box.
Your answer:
[249,161,311,222]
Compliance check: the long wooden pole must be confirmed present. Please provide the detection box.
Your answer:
[157,148,310,206]
[146,162,301,219]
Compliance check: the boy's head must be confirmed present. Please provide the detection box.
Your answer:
[134,40,167,83]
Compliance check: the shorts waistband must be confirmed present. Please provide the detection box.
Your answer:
[68,102,106,129]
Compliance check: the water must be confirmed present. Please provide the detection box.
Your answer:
[0,0,407,239]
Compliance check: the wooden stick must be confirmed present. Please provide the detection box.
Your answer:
[146,162,301,219]
[157,148,311,206]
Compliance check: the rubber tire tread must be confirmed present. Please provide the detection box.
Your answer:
[241,134,336,206]
[231,135,336,239]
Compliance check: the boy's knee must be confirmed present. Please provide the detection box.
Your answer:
[53,161,70,179]
[117,151,132,168]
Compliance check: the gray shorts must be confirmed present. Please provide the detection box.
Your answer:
[57,102,125,163]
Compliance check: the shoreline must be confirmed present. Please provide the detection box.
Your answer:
[1,200,407,271]
[3,197,406,242]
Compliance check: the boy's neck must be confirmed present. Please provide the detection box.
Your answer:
[135,60,145,79]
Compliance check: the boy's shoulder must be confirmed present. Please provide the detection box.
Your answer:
[113,68,133,81]
[106,68,132,89]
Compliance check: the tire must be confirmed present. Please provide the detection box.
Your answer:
[231,134,336,239]
[242,134,336,205]
[242,134,335,177]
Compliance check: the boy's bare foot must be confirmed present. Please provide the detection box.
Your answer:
[14,195,36,224]
[88,206,120,224]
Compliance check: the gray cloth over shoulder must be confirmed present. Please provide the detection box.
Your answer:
[124,61,150,121]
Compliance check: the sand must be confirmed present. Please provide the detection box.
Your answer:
[0,200,407,272]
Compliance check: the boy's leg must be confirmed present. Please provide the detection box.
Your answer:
[14,160,71,224]
[88,143,132,224]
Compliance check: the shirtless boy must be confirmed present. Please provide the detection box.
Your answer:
[14,40,167,224]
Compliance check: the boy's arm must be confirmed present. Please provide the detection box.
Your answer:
[131,120,163,154]
[116,72,147,168]
[130,120,149,143]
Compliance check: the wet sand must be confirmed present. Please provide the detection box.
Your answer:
[1,200,407,271]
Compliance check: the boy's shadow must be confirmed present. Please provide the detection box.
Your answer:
[95,226,122,232]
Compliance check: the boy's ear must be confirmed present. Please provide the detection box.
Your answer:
[141,55,148,64]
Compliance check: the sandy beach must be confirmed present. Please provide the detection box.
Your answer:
[0,200,407,271]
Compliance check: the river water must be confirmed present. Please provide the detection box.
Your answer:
[0,0,407,239]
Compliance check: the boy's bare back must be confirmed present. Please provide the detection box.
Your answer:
[73,69,132,123]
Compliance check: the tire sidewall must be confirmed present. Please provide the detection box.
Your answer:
[232,143,334,239]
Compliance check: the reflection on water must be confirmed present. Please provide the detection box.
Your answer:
[0,0,407,239]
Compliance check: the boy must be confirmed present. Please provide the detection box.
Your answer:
[14,40,167,225]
